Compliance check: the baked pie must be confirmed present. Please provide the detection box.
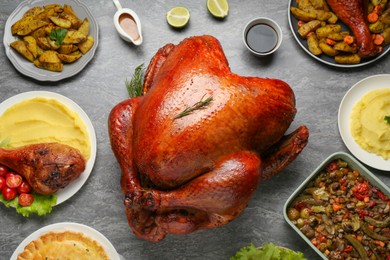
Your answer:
[17,231,110,260]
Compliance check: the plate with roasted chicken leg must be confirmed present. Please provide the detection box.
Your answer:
[0,91,97,205]
[288,0,390,68]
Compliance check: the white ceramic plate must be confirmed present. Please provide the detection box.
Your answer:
[10,222,120,260]
[0,91,97,205]
[3,0,99,81]
[338,74,390,171]
[288,0,390,68]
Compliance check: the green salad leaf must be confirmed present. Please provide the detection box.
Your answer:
[231,243,307,260]
[0,193,57,217]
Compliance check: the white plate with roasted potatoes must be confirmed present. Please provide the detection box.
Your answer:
[288,0,390,68]
[3,0,99,81]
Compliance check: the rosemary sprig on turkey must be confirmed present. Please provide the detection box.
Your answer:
[125,63,144,98]
[174,94,213,119]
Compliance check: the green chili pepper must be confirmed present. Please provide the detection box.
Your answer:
[364,216,390,228]
[344,234,368,259]
[361,222,390,241]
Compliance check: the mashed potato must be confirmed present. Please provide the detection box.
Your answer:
[0,97,90,159]
[350,88,390,160]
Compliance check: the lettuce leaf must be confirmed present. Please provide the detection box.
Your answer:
[0,192,57,217]
[231,243,307,260]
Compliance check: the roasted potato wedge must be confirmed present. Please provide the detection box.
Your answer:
[290,7,317,22]
[23,7,44,18]
[23,36,38,58]
[298,20,322,38]
[10,40,35,62]
[58,44,75,54]
[49,16,72,29]
[78,35,94,54]
[335,54,361,64]
[63,30,87,44]
[39,50,61,64]
[319,41,338,56]
[78,18,90,36]
[36,36,51,50]
[333,42,357,53]
[63,4,78,17]
[316,24,342,38]
[58,52,82,63]
[307,33,322,55]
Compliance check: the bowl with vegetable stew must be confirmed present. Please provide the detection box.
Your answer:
[284,152,390,260]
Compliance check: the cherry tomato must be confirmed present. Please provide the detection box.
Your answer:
[18,193,34,207]
[2,187,17,200]
[0,165,8,178]
[6,173,22,189]
[17,181,31,194]
[0,177,5,191]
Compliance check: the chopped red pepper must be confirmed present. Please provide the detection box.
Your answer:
[358,209,369,219]
[367,200,376,208]
[344,246,353,252]
[373,188,389,202]
[326,162,338,173]
[353,181,371,200]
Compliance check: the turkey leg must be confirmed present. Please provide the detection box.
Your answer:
[0,143,85,195]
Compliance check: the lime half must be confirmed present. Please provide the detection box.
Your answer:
[207,0,229,18]
[166,6,190,28]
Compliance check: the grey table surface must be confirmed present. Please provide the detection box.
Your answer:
[0,0,389,259]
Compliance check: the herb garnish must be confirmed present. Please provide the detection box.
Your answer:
[385,116,390,125]
[174,94,213,119]
[49,28,67,45]
[125,63,144,98]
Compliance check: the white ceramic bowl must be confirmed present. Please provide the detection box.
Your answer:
[243,17,282,57]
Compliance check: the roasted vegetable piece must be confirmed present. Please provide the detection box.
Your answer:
[38,50,60,64]
[291,7,317,22]
[36,37,51,50]
[333,41,357,53]
[10,40,34,62]
[78,18,90,36]
[382,27,390,44]
[62,30,86,44]
[307,33,323,55]
[58,52,82,63]
[309,0,329,11]
[319,41,338,56]
[78,35,94,54]
[316,24,342,38]
[298,20,322,38]
[49,16,72,29]
[23,36,38,58]
[23,6,44,18]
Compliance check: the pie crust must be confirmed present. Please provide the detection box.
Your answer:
[17,230,110,260]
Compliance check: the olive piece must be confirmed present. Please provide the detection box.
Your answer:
[287,208,300,220]
[300,208,311,219]
[296,218,305,228]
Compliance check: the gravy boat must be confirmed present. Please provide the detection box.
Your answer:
[112,0,143,45]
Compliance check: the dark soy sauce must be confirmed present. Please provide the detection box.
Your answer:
[246,24,278,54]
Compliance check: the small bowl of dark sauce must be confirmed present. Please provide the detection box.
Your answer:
[243,17,282,57]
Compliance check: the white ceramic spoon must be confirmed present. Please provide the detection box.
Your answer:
[112,0,143,45]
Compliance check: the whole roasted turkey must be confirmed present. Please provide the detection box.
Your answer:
[109,35,309,242]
